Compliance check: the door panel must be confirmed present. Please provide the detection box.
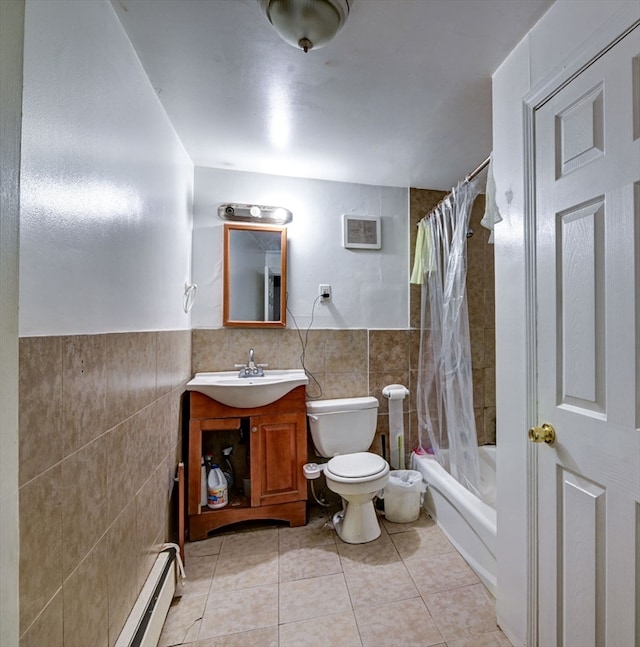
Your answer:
[534,27,640,647]
[556,197,606,413]
[560,469,606,647]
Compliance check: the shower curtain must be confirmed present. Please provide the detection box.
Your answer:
[415,177,482,499]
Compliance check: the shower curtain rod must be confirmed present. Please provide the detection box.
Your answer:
[420,155,490,223]
[463,155,490,182]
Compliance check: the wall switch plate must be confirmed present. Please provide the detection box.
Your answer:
[319,284,331,302]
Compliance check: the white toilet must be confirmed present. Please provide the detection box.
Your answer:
[306,396,390,544]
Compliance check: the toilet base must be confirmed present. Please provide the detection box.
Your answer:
[332,497,381,544]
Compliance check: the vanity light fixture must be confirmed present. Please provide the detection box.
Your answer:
[218,203,293,225]
[257,0,351,53]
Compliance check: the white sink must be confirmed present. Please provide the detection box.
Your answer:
[186,369,308,408]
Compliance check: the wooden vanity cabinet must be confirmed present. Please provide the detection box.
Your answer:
[187,385,308,540]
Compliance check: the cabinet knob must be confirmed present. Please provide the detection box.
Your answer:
[251,426,257,433]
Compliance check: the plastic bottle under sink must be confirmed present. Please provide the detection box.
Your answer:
[207,464,228,509]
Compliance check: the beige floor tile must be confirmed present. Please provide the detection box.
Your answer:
[218,527,279,559]
[279,573,352,624]
[158,595,207,647]
[159,507,505,647]
[279,610,362,647]
[279,544,342,582]
[381,510,436,535]
[446,629,513,647]
[354,597,444,647]
[195,625,279,647]
[422,583,498,641]
[211,550,278,591]
[404,551,479,594]
[185,536,223,560]
[390,525,454,560]
[180,554,217,599]
[344,561,419,608]
[279,514,337,550]
[337,532,402,571]
[334,525,393,552]
[198,583,278,640]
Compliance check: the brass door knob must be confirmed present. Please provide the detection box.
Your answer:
[528,423,556,445]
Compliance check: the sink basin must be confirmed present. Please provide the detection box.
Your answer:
[186,369,309,408]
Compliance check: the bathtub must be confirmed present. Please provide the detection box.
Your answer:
[411,446,497,596]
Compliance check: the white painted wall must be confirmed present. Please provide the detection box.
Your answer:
[19,0,194,337]
[0,3,24,644]
[192,167,409,329]
[492,1,638,644]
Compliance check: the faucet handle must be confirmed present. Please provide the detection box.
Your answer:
[256,363,269,368]
[234,364,246,369]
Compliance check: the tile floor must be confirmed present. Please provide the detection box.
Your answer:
[159,506,512,647]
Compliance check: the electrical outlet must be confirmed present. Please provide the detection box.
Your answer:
[319,284,331,302]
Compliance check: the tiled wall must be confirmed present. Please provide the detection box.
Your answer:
[410,189,496,446]
[18,331,191,647]
[192,328,418,464]
[466,194,496,444]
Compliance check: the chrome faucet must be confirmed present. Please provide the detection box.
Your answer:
[235,348,268,377]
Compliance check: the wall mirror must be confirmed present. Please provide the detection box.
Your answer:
[223,223,287,327]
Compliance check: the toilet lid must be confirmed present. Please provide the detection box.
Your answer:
[327,452,388,479]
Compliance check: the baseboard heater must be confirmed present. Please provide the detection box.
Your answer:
[115,547,177,647]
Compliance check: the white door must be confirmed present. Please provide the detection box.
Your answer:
[264,266,277,321]
[534,26,639,647]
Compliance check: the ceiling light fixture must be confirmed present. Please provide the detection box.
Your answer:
[258,0,351,53]
[218,203,293,225]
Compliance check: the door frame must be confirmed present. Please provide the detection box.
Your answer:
[521,8,640,645]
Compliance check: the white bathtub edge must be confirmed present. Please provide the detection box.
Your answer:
[432,514,497,597]
[411,451,498,597]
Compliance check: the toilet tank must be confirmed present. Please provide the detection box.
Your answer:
[306,396,379,457]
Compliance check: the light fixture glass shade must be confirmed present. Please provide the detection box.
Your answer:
[258,0,350,52]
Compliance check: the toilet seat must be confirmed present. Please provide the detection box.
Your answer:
[326,452,389,483]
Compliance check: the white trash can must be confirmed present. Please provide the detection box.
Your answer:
[382,470,426,523]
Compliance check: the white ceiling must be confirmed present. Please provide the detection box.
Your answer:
[112,0,553,190]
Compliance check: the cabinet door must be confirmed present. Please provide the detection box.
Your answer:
[250,412,307,507]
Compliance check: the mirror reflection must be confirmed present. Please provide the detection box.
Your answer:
[223,223,287,327]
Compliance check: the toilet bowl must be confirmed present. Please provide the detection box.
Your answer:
[306,397,390,544]
[324,452,390,543]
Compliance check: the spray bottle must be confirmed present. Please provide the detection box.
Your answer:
[222,446,234,489]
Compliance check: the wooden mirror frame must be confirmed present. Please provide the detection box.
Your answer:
[223,223,287,328]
